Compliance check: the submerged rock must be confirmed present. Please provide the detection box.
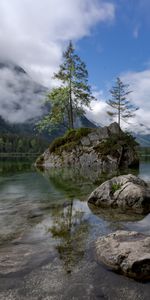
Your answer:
[96,230,150,281]
[36,123,139,172]
[88,174,150,214]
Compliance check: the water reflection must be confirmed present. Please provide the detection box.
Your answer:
[88,203,144,222]
[125,213,150,235]
[39,166,139,200]
[0,158,149,299]
[139,156,150,182]
[0,157,33,175]
[49,200,90,273]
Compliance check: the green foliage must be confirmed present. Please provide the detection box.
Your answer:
[54,41,94,129]
[94,132,138,158]
[37,87,70,133]
[0,134,48,154]
[49,127,92,154]
[107,77,139,128]
[60,141,77,153]
[37,41,95,132]
[111,183,121,194]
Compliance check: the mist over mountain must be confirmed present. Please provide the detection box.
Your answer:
[0,60,149,148]
[0,61,47,124]
[0,61,97,142]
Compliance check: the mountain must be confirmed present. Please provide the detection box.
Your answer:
[0,60,47,124]
[135,134,150,147]
[0,61,97,153]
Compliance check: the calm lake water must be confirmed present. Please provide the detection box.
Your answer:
[0,157,150,300]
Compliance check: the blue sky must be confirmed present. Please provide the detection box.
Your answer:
[77,0,150,90]
[76,0,150,131]
[0,0,150,131]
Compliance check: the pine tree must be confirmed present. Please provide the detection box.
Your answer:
[37,41,94,132]
[52,41,94,129]
[107,77,138,128]
[37,87,70,132]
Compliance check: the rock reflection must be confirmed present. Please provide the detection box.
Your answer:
[88,202,145,222]
[38,166,138,200]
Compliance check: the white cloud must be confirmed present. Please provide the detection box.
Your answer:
[86,99,109,126]
[85,89,111,126]
[0,0,115,87]
[0,64,46,123]
[85,68,150,133]
[121,69,150,132]
[122,69,150,109]
[0,0,115,123]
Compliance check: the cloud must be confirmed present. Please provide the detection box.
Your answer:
[122,69,150,110]
[86,69,150,133]
[121,69,150,133]
[0,0,115,123]
[0,0,115,87]
[85,89,111,126]
[86,99,109,126]
[0,63,46,123]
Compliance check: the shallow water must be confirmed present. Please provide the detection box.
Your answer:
[0,158,150,300]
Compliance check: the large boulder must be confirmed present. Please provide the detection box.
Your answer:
[96,230,150,281]
[36,123,139,172]
[88,174,150,214]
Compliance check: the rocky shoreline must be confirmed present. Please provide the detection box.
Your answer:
[89,174,150,280]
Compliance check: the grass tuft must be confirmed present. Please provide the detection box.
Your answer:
[49,128,93,154]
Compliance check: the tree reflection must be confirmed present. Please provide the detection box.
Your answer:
[42,166,138,273]
[49,200,89,273]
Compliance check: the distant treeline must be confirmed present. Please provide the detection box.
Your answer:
[139,147,150,155]
[0,134,49,154]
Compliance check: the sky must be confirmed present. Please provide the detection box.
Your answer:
[0,0,150,132]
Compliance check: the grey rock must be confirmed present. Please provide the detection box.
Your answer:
[95,127,109,140]
[108,122,121,135]
[36,122,139,171]
[81,136,91,146]
[88,132,99,145]
[88,174,150,214]
[96,230,150,280]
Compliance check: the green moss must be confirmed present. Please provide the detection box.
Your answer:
[111,183,121,194]
[60,141,77,153]
[49,127,93,154]
[94,132,138,159]
[36,154,44,165]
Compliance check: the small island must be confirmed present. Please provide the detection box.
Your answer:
[36,122,139,173]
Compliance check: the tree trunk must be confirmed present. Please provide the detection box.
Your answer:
[118,88,121,128]
[69,75,74,129]
[118,105,120,128]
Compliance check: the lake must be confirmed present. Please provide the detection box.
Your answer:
[0,157,150,300]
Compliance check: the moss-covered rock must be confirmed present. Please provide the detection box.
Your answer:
[49,128,93,154]
[35,122,139,171]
